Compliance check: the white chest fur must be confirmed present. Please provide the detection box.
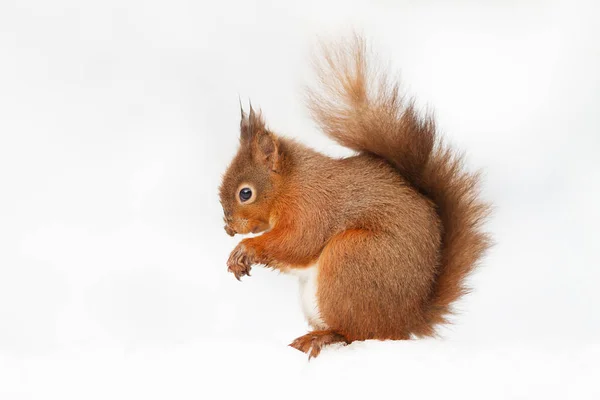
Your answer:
[286,264,327,330]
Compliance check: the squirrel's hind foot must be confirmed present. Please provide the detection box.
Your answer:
[289,330,349,360]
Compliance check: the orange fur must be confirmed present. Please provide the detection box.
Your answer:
[219,36,491,357]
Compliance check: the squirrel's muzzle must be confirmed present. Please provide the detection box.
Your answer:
[224,224,236,236]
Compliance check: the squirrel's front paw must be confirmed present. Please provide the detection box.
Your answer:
[227,243,253,281]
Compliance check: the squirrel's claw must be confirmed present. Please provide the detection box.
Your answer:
[227,243,253,281]
[226,241,257,281]
[228,264,250,281]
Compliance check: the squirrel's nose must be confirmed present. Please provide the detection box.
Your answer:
[224,224,236,236]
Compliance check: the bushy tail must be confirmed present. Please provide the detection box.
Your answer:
[307,36,491,335]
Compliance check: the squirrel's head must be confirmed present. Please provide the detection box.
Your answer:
[219,105,282,237]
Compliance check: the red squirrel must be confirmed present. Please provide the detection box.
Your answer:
[219,36,491,358]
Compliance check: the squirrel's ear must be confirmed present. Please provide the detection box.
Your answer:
[253,130,280,173]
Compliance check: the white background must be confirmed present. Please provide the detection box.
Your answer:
[1,0,599,398]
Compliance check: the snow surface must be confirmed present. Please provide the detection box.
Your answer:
[1,0,599,398]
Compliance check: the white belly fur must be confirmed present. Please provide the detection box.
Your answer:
[286,264,327,330]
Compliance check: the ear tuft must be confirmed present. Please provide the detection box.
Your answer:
[239,100,265,144]
[239,100,250,142]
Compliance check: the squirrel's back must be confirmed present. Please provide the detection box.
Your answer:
[282,137,440,227]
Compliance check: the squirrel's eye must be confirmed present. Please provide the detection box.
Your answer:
[239,187,253,202]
